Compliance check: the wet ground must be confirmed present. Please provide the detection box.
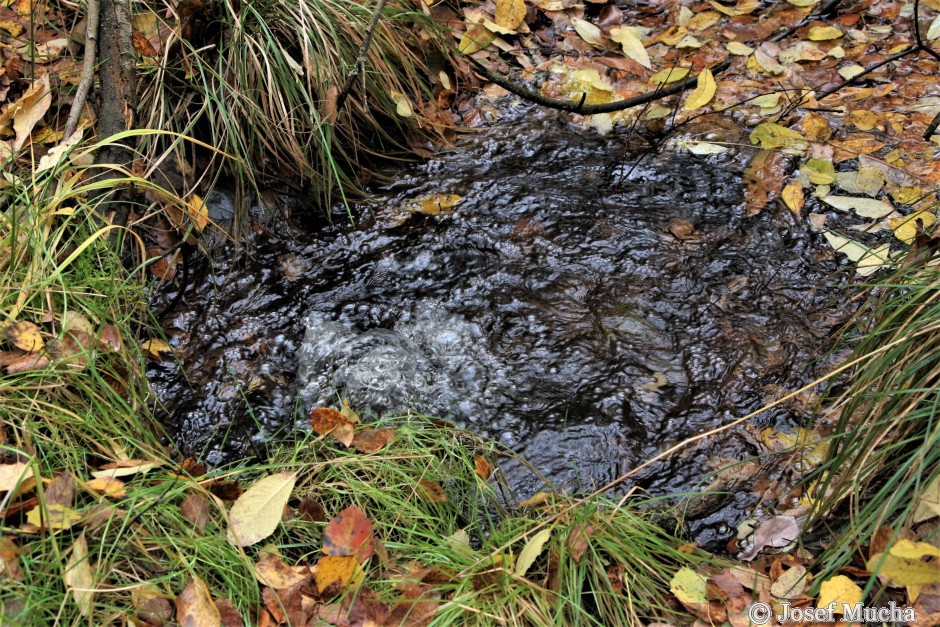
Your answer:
[150,109,852,546]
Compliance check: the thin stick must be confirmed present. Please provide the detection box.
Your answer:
[467,57,732,115]
[336,0,389,112]
[62,0,100,142]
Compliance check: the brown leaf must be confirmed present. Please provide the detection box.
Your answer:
[253,552,308,590]
[207,481,243,501]
[323,506,374,563]
[64,533,94,617]
[416,480,448,503]
[214,597,245,627]
[298,497,326,522]
[387,584,440,626]
[0,536,23,581]
[567,524,594,563]
[4,352,49,373]
[180,492,211,531]
[740,516,799,561]
[176,576,221,627]
[351,428,395,454]
[46,472,75,508]
[132,584,174,625]
[474,455,492,480]
[148,248,179,281]
[309,407,356,447]
[743,150,790,217]
[4,321,44,352]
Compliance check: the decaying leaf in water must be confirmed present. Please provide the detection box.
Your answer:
[401,193,462,216]
[226,472,296,547]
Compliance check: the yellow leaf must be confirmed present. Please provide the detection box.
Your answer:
[913,473,940,523]
[141,338,172,360]
[816,575,862,614]
[390,91,413,118]
[4,321,44,352]
[808,26,843,40]
[649,67,690,85]
[91,460,162,480]
[709,0,758,15]
[402,193,463,216]
[670,567,708,606]
[495,0,526,30]
[771,564,808,599]
[749,122,806,152]
[85,477,127,498]
[184,194,209,232]
[889,539,940,560]
[226,472,296,547]
[727,41,755,55]
[315,555,365,595]
[682,68,716,111]
[515,528,551,576]
[25,503,82,530]
[518,491,552,508]
[889,211,937,245]
[64,534,94,617]
[609,27,650,69]
[458,24,495,55]
[571,18,603,46]
[801,158,835,185]
[782,181,805,215]
[866,547,940,587]
[0,462,33,493]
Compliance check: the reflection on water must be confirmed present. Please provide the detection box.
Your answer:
[151,111,849,543]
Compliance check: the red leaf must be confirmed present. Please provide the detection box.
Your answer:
[323,506,374,563]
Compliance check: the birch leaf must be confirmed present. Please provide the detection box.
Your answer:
[226,472,296,546]
[820,195,895,219]
[682,68,715,111]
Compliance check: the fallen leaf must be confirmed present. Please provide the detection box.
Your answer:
[183,194,209,232]
[352,428,395,453]
[889,211,937,244]
[0,537,22,581]
[0,462,33,493]
[323,505,375,563]
[515,528,551,576]
[298,497,327,522]
[770,564,808,599]
[458,24,495,55]
[808,25,843,40]
[820,195,895,219]
[727,41,754,55]
[683,68,716,111]
[309,407,356,447]
[254,552,308,589]
[567,524,594,563]
[609,27,650,69]
[91,460,162,480]
[416,480,448,503]
[180,492,211,531]
[0,76,52,150]
[749,123,806,153]
[25,503,82,531]
[176,576,221,627]
[402,193,463,216]
[782,181,805,214]
[802,158,835,185]
[64,533,94,617]
[494,0,526,30]
[822,231,891,276]
[4,321,44,352]
[571,18,603,46]
[681,141,728,155]
[85,477,126,498]
[474,455,492,480]
[226,472,296,547]
[739,516,799,561]
[817,574,862,614]
[315,555,365,596]
[913,474,940,523]
[867,541,940,587]
[141,338,172,360]
[671,566,709,606]
[390,91,413,118]
[650,67,690,84]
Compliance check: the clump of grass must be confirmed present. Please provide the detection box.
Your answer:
[804,241,940,582]
[136,0,447,210]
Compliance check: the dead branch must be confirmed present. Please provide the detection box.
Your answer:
[62,0,99,141]
[467,57,732,116]
[336,0,389,112]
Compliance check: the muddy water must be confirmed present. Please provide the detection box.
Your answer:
[151,111,849,541]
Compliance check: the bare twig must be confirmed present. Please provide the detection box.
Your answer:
[467,57,732,115]
[336,0,389,112]
[62,0,100,141]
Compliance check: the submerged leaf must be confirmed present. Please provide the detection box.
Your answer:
[682,68,716,111]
